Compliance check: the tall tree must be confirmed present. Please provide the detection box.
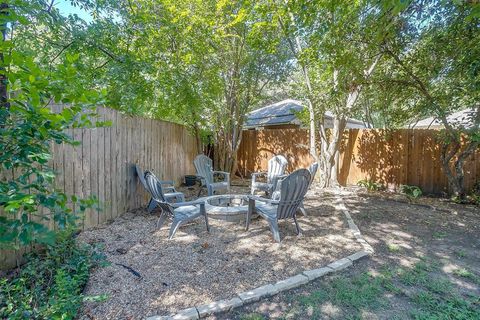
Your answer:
[211,0,292,173]
[273,0,394,187]
[116,0,292,171]
[376,1,480,199]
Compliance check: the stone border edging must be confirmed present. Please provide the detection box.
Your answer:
[146,191,373,320]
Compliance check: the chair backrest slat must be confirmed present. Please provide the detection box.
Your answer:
[135,164,149,190]
[276,169,311,220]
[194,154,214,184]
[145,171,174,215]
[267,155,288,184]
[308,162,319,187]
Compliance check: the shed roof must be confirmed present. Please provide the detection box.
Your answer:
[245,99,367,129]
[411,108,478,129]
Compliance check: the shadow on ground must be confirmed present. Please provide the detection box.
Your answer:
[78,182,361,319]
[215,189,480,320]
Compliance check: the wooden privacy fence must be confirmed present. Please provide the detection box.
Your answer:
[1,105,197,269]
[237,129,480,194]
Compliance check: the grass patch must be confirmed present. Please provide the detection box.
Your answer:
[398,267,428,286]
[432,231,447,239]
[411,290,480,319]
[387,243,401,253]
[281,259,480,320]
[330,274,386,309]
[296,273,388,319]
[425,277,453,294]
[453,268,480,284]
[455,249,468,258]
[240,313,265,320]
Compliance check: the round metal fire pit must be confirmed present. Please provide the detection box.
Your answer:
[204,194,249,222]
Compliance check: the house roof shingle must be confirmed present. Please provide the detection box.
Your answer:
[411,108,478,129]
[245,99,367,129]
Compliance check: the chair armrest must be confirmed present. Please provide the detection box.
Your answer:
[195,175,206,182]
[271,174,288,190]
[163,186,176,193]
[251,172,267,183]
[213,170,230,177]
[213,171,230,184]
[159,180,175,186]
[251,172,267,177]
[213,171,230,181]
[247,195,279,205]
[165,191,185,203]
[170,198,206,208]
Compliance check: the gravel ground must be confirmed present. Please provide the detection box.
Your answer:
[78,182,361,319]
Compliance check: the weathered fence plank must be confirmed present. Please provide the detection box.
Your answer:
[237,129,480,194]
[0,106,197,270]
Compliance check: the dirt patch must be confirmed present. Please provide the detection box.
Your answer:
[78,183,361,319]
[219,188,480,320]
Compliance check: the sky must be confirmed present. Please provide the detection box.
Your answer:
[54,0,93,23]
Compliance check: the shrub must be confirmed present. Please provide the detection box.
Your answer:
[0,231,107,319]
[400,185,423,200]
[451,181,480,205]
[468,181,480,205]
[357,179,384,191]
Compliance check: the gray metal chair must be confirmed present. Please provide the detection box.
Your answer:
[194,154,230,196]
[135,165,185,213]
[250,155,288,195]
[145,171,209,239]
[246,169,311,242]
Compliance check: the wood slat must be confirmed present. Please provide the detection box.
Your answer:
[1,106,198,270]
[82,127,93,228]
[237,128,480,195]
[72,128,84,228]
[103,109,112,221]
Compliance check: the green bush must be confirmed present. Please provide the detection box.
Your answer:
[0,2,107,250]
[0,231,107,320]
[357,179,384,191]
[400,185,423,199]
[468,181,480,205]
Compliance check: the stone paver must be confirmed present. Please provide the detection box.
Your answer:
[146,316,173,320]
[302,267,333,281]
[353,231,362,238]
[346,250,369,262]
[196,297,243,317]
[238,284,275,304]
[327,258,353,271]
[271,274,309,293]
[172,307,199,320]
[347,219,360,232]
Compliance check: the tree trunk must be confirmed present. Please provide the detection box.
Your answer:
[318,116,346,188]
[440,138,479,199]
[280,2,319,162]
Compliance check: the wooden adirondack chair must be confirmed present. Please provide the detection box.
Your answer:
[250,155,288,195]
[144,171,209,239]
[246,168,311,242]
[194,154,230,196]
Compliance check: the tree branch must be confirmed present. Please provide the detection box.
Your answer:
[50,41,75,63]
